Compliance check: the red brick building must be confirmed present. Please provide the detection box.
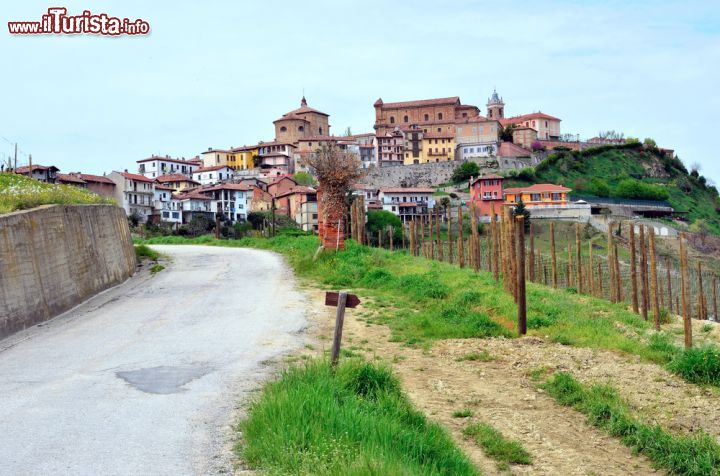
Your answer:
[469,174,504,219]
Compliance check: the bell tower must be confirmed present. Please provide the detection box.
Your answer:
[486,88,505,120]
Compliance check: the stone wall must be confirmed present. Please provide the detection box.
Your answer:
[361,156,536,188]
[0,205,136,339]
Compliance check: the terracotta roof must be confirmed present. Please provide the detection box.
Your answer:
[156,173,199,183]
[470,174,503,185]
[57,173,86,184]
[16,164,59,173]
[154,184,176,191]
[258,141,296,148]
[500,112,561,126]
[201,149,231,154]
[177,190,212,201]
[275,186,317,198]
[137,156,199,165]
[378,97,461,109]
[76,173,114,184]
[379,187,435,194]
[202,183,252,192]
[269,176,298,186]
[194,165,233,173]
[230,145,258,152]
[498,141,531,158]
[423,131,455,140]
[503,184,571,194]
[121,172,154,183]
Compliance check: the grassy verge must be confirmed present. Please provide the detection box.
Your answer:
[134,244,160,261]
[135,235,720,387]
[0,172,114,214]
[462,423,532,469]
[238,358,478,475]
[542,372,720,475]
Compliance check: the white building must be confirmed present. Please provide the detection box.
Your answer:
[108,171,155,223]
[201,183,252,223]
[200,148,232,168]
[456,142,498,160]
[378,187,436,222]
[176,190,216,223]
[192,165,234,186]
[137,155,200,179]
[154,184,182,225]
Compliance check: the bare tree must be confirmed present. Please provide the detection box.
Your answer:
[690,162,702,174]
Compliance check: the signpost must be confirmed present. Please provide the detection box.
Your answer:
[325,291,360,368]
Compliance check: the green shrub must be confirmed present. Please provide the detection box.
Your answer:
[668,347,720,386]
[613,178,670,201]
[134,244,159,261]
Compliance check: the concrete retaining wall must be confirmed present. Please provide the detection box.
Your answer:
[0,205,136,339]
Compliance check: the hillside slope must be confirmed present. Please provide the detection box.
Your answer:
[0,173,114,214]
[505,143,720,234]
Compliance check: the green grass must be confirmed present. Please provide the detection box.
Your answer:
[0,172,114,214]
[149,264,165,274]
[237,358,478,475]
[136,235,720,388]
[452,409,474,418]
[667,347,720,386]
[456,351,493,362]
[134,244,160,261]
[462,423,532,466]
[542,372,720,475]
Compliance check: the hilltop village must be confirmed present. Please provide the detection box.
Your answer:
[9,90,680,234]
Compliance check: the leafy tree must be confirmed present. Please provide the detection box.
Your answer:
[613,178,669,201]
[500,124,516,142]
[511,197,531,233]
[344,126,352,136]
[187,215,212,237]
[643,138,657,148]
[588,177,611,197]
[451,161,480,183]
[251,154,261,168]
[365,210,402,244]
[626,137,640,145]
[439,197,451,210]
[292,171,317,186]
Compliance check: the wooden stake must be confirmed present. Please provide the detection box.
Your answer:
[713,276,718,322]
[666,258,673,314]
[436,207,443,262]
[697,262,705,321]
[680,234,692,348]
[649,229,660,329]
[614,240,623,302]
[457,206,464,268]
[550,222,557,289]
[516,215,527,335]
[588,240,595,296]
[639,225,648,320]
[607,223,616,302]
[447,206,453,264]
[491,203,499,282]
[629,224,639,314]
[575,223,582,293]
[529,223,536,282]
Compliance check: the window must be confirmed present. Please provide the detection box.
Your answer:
[438,112,443,120]
[162,211,169,218]
[172,212,179,219]
[403,115,408,122]
[390,116,395,124]
[545,121,548,127]
[318,126,322,134]
[531,193,541,201]
[424,113,429,121]
[437,128,441,133]
[462,112,467,117]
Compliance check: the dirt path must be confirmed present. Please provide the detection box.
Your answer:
[299,287,661,475]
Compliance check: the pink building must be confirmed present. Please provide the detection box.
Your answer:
[469,174,504,218]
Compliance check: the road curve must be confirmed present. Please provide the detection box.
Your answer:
[0,245,308,475]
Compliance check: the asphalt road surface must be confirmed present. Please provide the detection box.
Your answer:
[0,245,308,475]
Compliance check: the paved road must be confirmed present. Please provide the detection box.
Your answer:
[0,245,308,475]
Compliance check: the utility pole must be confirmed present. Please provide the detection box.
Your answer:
[271,198,276,237]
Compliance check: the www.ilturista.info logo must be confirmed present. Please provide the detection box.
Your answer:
[8,8,150,36]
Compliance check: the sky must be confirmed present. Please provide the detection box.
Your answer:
[1,0,719,182]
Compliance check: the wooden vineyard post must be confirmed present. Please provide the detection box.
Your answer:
[607,223,616,302]
[429,213,435,260]
[697,262,705,321]
[470,205,480,272]
[215,215,221,239]
[509,209,517,300]
[457,206,465,268]
[402,222,406,250]
[567,243,572,290]
[436,207,443,262]
[378,230,382,249]
[666,258,673,314]
[389,226,394,252]
[543,258,548,286]
[410,220,416,256]
[713,276,718,322]
[575,223,582,293]
[649,229,660,330]
[640,225,649,320]
[598,263,604,298]
[529,223,536,282]
[680,234,692,349]
[588,240,595,296]
[446,206,453,264]
[629,223,639,314]
[492,204,500,282]
[516,216,527,336]
[550,222,558,288]
[614,239,623,302]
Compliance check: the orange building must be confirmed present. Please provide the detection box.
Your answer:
[503,184,571,207]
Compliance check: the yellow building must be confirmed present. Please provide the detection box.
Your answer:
[201,148,231,167]
[229,145,259,170]
[503,184,571,207]
[402,128,455,165]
